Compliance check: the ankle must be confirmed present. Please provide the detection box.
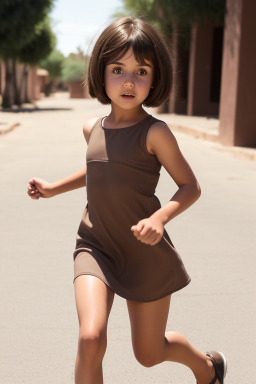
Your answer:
[195,357,216,384]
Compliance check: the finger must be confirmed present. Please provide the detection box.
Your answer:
[28,178,36,186]
[139,225,153,237]
[150,236,162,246]
[28,177,39,183]
[133,228,142,237]
[132,222,144,234]
[139,232,157,244]
[137,228,153,239]
[28,188,38,194]
[27,189,40,197]
[28,184,38,193]
[29,194,38,200]
[131,226,138,235]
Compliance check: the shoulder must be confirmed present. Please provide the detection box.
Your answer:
[83,117,101,143]
[147,120,178,155]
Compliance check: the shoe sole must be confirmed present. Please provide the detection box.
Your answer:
[217,351,227,383]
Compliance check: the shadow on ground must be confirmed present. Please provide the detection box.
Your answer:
[1,107,73,113]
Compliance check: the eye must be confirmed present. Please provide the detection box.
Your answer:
[113,67,123,74]
[137,69,147,75]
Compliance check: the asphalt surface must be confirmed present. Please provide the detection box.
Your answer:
[0,93,255,383]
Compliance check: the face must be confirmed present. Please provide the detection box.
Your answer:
[104,47,154,109]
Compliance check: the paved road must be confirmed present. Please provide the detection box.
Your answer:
[0,94,255,383]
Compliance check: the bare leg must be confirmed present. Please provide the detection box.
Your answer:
[127,295,218,384]
[74,275,115,384]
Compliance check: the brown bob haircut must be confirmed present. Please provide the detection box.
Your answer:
[86,17,173,107]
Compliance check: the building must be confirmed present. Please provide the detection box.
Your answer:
[161,0,256,147]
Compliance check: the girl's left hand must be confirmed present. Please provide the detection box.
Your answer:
[131,217,164,246]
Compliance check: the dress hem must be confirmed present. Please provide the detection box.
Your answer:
[73,272,191,303]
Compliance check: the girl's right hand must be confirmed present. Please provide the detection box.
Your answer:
[27,177,55,200]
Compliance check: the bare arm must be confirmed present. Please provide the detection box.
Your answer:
[27,166,87,199]
[27,117,99,200]
[50,166,87,195]
[131,122,201,245]
[148,123,201,225]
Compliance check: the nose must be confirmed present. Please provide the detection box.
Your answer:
[124,74,134,88]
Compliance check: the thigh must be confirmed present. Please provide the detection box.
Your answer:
[74,275,115,332]
[126,295,171,353]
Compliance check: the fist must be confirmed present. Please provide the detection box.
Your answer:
[131,217,164,246]
[27,177,53,200]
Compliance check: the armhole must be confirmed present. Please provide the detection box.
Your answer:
[143,119,166,158]
[86,118,101,143]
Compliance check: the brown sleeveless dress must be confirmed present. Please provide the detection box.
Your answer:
[73,114,191,302]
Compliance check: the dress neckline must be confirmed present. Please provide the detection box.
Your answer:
[101,114,152,130]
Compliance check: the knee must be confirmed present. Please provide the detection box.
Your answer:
[134,349,162,368]
[78,329,107,361]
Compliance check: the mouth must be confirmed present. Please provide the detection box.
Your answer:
[121,93,135,100]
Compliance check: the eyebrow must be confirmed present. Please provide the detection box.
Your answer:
[109,61,152,68]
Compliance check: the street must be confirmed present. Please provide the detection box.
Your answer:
[0,93,255,383]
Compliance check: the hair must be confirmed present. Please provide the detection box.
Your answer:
[85,17,173,107]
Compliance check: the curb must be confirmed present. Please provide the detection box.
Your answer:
[164,121,256,162]
[0,122,20,135]
[212,143,256,162]
[169,123,219,143]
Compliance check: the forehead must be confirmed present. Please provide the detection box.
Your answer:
[107,48,153,66]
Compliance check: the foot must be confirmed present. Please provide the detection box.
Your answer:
[206,351,227,384]
[196,351,227,384]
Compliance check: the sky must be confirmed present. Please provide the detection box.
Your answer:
[50,0,124,56]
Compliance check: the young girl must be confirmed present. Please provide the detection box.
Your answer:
[27,17,227,384]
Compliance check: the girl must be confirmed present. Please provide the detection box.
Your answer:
[27,17,227,384]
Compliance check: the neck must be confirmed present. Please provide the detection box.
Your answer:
[107,104,148,125]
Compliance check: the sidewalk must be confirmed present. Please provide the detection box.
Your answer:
[157,112,256,162]
[1,94,256,161]
[0,102,38,134]
[0,119,20,135]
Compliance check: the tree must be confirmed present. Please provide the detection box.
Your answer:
[18,18,56,103]
[154,0,226,27]
[61,59,86,84]
[0,0,54,107]
[40,49,65,95]
[113,0,226,45]
[111,0,173,35]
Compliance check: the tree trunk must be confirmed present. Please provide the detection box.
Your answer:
[18,64,30,103]
[2,60,13,108]
[12,59,21,106]
[24,65,30,103]
[45,80,53,96]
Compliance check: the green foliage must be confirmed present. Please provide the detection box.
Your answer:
[111,0,226,54]
[113,0,154,19]
[61,59,86,83]
[0,0,54,59]
[154,0,226,26]
[111,0,172,37]
[113,0,226,40]
[40,49,65,81]
[19,18,56,65]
